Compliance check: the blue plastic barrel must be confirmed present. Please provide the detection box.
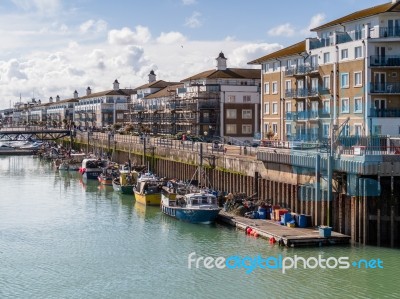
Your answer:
[298,214,307,228]
[258,207,267,219]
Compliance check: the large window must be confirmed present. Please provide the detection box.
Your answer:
[226,124,237,134]
[354,72,362,87]
[226,109,237,119]
[264,102,270,114]
[272,82,278,94]
[323,76,330,90]
[341,98,350,113]
[272,102,278,114]
[242,109,252,119]
[323,52,330,63]
[355,46,362,59]
[341,49,348,60]
[341,73,349,88]
[354,97,363,113]
[264,82,270,94]
[242,124,252,134]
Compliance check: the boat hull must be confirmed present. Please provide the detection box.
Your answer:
[134,191,161,206]
[161,204,221,224]
[98,176,113,186]
[112,180,134,195]
[82,170,103,180]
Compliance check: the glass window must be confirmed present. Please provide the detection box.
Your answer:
[264,63,269,73]
[264,82,270,94]
[242,124,252,134]
[243,95,251,102]
[264,103,270,114]
[226,124,237,134]
[355,46,362,59]
[323,76,330,90]
[272,102,278,114]
[272,82,278,94]
[341,73,349,88]
[285,80,292,91]
[354,72,362,87]
[273,62,279,71]
[323,52,330,63]
[272,123,278,133]
[341,49,348,60]
[374,125,381,135]
[341,98,349,113]
[354,97,363,113]
[227,95,236,103]
[354,124,362,136]
[323,124,330,137]
[226,109,237,119]
[285,123,292,136]
[286,59,292,69]
[242,109,252,119]
[322,100,330,114]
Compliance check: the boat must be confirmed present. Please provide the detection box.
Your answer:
[133,172,164,205]
[79,158,106,180]
[98,164,118,185]
[112,171,139,194]
[161,184,221,224]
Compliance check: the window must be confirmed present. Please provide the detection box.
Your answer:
[323,76,330,90]
[264,103,270,114]
[354,72,362,87]
[273,62,279,71]
[355,46,362,59]
[341,73,349,88]
[341,49,348,60]
[264,123,269,134]
[285,101,292,113]
[354,124,362,136]
[323,52,330,63]
[354,97,363,113]
[242,124,252,134]
[264,63,269,73]
[311,78,318,92]
[272,102,278,114]
[227,95,236,103]
[243,95,251,103]
[272,82,278,94]
[322,100,330,114]
[285,80,292,92]
[286,59,292,69]
[242,109,252,119]
[117,113,124,120]
[341,98,350,113]
[226,124,237,134]
[272,123,278,134]
[373,125,381,135]
[226,109,237,119]
[323,124,330,137]
[342,125,350,136]
[286,123,292,136]
[264,82,270,94]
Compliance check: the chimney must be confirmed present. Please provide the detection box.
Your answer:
[148,70,156,83]
[74,90,78,99]
[392,0,399,4]
[113,79,120,91]
[49,96,53,103]
[56,95,60,102]
[86,86,91,96]
[216,52,227,71]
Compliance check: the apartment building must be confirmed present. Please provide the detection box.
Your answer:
[250,0,400,141]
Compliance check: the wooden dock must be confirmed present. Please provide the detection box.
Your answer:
[217,211,351,247]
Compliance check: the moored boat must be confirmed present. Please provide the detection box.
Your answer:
[133,173,164,205]
[112,171,139,194]
[79,158,106,180]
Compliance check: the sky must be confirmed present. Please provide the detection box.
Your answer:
[0,0,390,109]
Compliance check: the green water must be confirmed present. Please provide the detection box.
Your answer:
[0,156,399,299]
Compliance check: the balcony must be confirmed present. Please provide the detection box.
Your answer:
[369,82,400,94]
[285,110,319,121]
[370,55,400,67]
[378,27,400,38]
[370,108,400,117]
[285,65,318,77]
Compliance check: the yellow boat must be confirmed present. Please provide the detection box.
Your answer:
[133,173,163,206]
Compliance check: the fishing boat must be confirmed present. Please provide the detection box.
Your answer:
[79,158,105,180]
[98,164,118,185]
[161,185,221,224]
[133,172,164,205]
[112,171,139,194]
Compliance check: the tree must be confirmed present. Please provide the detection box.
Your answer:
[266,129,275,140]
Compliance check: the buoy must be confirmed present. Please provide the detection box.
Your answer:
[246,227,252,235]
[254,232,259,238]
[269,237,276,244]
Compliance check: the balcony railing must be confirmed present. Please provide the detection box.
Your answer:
[370,55,400,67]
[369,108,400,117]
[285,65,318,76]
[285,111,319,121]
[378,27,400,38]
[369,82,400,94]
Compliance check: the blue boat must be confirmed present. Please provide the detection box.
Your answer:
[161,185,221,224]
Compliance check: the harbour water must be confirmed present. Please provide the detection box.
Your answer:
[0,156,399,298]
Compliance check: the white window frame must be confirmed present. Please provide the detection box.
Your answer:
[355,46,363,59]
[323,52,330,64]
[285,80,292,91]
[341,49,348,60]
[354,123,362,136]
[242,124,252,134]
[242,109,252,119]
[354,97,363,113]
[341,73,349,88]
[226,109,237,119]
[341,98,350,113]
[243,95,251,103]
[323,75,330,90]
[227,95,236,103]
[272,81,278,94]
[285,123,292,136]
[354,71,362,87]
[322,99,330,114]
[226,124,237,134]
[272,102,278,114]
[272,123,278,134]
[264,82,270,94]
[264,102,270,114]
[273,62,279,72]
[323,123,330,137]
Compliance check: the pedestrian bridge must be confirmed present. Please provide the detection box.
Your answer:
[0,128,72,141]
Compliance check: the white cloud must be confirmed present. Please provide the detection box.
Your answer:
[182,0,197,5]
[268,23,295,37]
[156,32,187,44]
[185,11,202,28]
[11,0,62,15]
[80,19,108,34]
[108,26,151,45]
[229,43,283,67]
[302,13,326,34]
[113,45,147,72]
[0,59,28,81]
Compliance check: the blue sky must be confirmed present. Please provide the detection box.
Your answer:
[0,0,389,109]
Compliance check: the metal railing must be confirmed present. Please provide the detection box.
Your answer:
[369,108,400,117]
[370,55,400,67]
[369,82,400,94]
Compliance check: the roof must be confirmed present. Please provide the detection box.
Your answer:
[145,84,184,99]
[248,41,306,65]
[181,68,260,82]
[78,89,131,100]
[312,2,400,31]
[134,80,181,91]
